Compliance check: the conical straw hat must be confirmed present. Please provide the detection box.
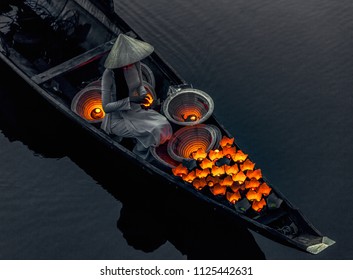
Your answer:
[104,34,154,69]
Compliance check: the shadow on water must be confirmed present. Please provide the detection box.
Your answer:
[0,62,265,260]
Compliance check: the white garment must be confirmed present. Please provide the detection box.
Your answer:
[100,62,172,158]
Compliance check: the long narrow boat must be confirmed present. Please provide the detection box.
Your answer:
[0,0,335,254]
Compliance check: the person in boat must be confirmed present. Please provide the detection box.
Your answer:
[100,33,173,160]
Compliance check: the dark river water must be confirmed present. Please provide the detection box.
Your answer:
[1,0,353,260]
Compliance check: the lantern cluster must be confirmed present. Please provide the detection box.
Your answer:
[172,135,272,213]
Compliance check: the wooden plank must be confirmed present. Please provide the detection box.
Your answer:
[31,39,115,84]
[0,45,39,78]
[254,208,287,225]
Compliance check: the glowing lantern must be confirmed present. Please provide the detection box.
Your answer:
[90,107,104,119]
[211,165,225,177]
[172,163,189,177]
[199,158,214,169]
[193,178,208,190]
[230,183,244,193]
[240,159,255,172]
[224,164,239,176]
[195,168,210,178]
[206,175,220,187]
[252,198,267,212]
[246,189,262,202]
[222,146,236,158]
[182,113,198,122]
[71,80,105,123]
[210,183,227,196]
[245,178,261,189]
[209,149,224,161]
[231,150,248,163]
[220,136,234,147]
[246,169,262,180]
[226,191,241,204]
[220,175,234,187]
[140,92,154,109]
[258,183,272,196]
[183,170,196,183]
[191,148,208,161]
[232,171,247,184]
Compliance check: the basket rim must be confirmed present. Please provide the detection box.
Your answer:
[167,124,220,162]
[162,88,214,126]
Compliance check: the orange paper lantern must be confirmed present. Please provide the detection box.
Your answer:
[206,175,220,187]
[172,163,189,177]
[211,165,225,177]
[258,182,272,196]
[246,169,262,180]
[183,170,196,183]
[230,183,245,192]
[226,191,241,204]
[208,149,224,161]
[195,168,210,178]
[245,178,261,189]
[232,171,247,184]
[240,159,255,172]
[210,183,227,196]
[199,158,214,169]
[224,164,239,176]
[192,178,208,190]
[252,198,267,212]
[246,189,262,202]
[219,136,234,147]
[191,148,208,161]
[220,175,234,187]
[231,150,248,163]
[222,146,237,158]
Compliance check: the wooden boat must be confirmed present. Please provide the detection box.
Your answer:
[0,0,335,254]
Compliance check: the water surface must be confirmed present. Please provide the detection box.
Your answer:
[1,0,353,259]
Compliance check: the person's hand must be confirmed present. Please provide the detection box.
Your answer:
[130,94,148,104]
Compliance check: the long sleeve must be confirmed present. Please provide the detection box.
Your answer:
[101,69,131,113]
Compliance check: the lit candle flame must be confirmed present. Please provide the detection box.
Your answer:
[90,107,104,119]
[182,114,198,122]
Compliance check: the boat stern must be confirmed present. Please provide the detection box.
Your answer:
[306,236,336,255]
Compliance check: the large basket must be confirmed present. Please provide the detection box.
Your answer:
[71,80,105,123]
[150,142,179,168]
[167,124,222,162]
[162,88,214,126]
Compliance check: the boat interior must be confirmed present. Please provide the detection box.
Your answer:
[0,0,178,109]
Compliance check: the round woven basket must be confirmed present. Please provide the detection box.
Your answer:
[162,88,214,126]
[150,143,179,168]
[167,124,222,162]
[71,80,105,123]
